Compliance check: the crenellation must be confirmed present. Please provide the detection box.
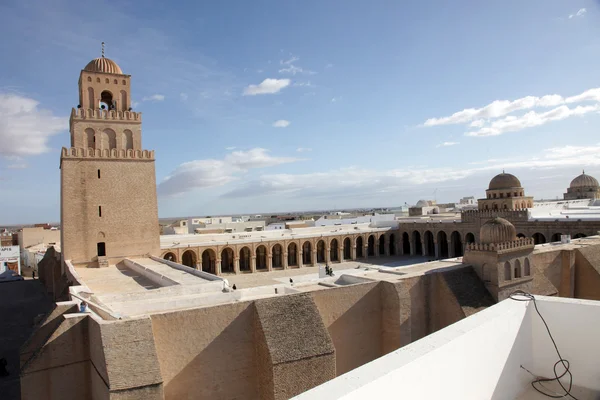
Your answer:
[60,147,154,160]
[71,107,142,122]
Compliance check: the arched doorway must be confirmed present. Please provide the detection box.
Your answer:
[465,232,475,244]
[256,245,267,270]
[302,241,312,264]
[573,233,586,239]
[356,237,364,258]
[330,239,339,262]
[389,234,396,255]
[517,233,526,239]
[437,231,448,259]
[402,232,410,255]
[532,233,546,245]
[504,262,511,281]
[202,249,216,274]
[182,250,196,268]
[317,240,326,263]
[343,237,351,260]
[367,235,375,256]
[221,248,234,273]
[551,233,562,242]
[288,243,298,267]
[424,231,435,257]
[272,244,283,268]
[413,231,422,255]
[240,247,251,271]
[163,252,177,262]
[378,235,385,256]
[524,258,531,276]
[450,231,462,257]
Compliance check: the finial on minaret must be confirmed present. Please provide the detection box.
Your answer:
[101,41,105,58]
[502,169,505,174]
[583,169,585,174]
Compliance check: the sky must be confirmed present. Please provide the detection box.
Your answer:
[1,0,600,225]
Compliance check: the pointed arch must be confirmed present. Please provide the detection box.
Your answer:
[256,245,267,270]
[317,240,326,263]
[201,249,216,274]
[221,247,234,273]
[272,244,283,268]
[343,237,352,260]
[240,247,251,271]
[288,242,298,267]
[302,241,312,264]
[356,236,364,258]
[182,250,196,268]
[330,239,339,262]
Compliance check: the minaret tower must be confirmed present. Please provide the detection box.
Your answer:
[60,44,160,267]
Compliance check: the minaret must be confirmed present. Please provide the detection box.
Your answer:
[60,45,160,267]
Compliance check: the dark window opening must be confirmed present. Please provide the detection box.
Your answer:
[99,206,102,217]
[97,242,106,257]
[97,169,101,179]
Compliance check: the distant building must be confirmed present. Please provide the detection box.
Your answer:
[564,171,600,200]
[0,245,20,275]
[459,196,476,205]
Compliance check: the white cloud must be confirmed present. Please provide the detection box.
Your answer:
[278,55,316,75]
[219,143,600,199]
[331,97,341,103]
[569,8,586,18]
[142,94,165,102]
[436,141,459,147]
[158,148,303,196]
[423,86,600,137]
[280,56,299,65]
[243,79,291,95]
[296,147,312,152]
[272,120,290,128]
[293,81,315,87]
[225,146,236,150]
[0,93,65,157]
[466,104,599,137]
[7,163,28,169]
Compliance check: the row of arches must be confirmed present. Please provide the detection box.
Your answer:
[525,232,587,245]
[164,234,401,274]
[87,76,127,85]
[86,87,128,112]
[482,202,532,210]
[401,230,474,259]
[503,258,531,281]
[83,127,134,150]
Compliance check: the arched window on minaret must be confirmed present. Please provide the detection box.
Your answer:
[85,128,95,149]
[120,90,128,111]
[104,129,117,149]
[123,130,133,150]
[100,90,114,110]
[87,87,94,110]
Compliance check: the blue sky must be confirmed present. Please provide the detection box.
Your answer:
[1,0,600,224]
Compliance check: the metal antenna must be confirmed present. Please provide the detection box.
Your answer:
[101,42,105,58]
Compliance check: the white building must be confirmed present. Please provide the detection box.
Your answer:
[0,245,21,275]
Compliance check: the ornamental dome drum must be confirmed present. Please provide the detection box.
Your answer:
[83,57,123,75]
[480,217,517,244]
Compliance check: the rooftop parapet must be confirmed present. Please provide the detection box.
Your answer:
[61,147,154,160]
[70,107,142,122]
[461,209,529,223]
[465,238,534,254]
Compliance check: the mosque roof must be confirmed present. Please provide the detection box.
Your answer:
[488,172,522,190]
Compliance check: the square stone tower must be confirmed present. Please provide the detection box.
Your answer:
[60,50,159,267]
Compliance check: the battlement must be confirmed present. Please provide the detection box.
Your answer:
[61,147,154,160]
[461,209,529,223]
[465,238,534,253]
[70,108,142,122]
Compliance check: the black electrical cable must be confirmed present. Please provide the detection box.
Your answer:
[509,290,579,400]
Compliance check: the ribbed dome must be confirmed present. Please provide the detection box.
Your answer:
[415,200,429,207]
[488,172,522,190]
[570,172,599,189]
[480,217,517,244]
[84,57,123,74]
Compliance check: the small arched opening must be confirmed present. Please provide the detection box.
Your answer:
[330,239,339,262]
[302,241,312,264]
[123,129,133,150]
[288,243,298,267]
[517,233,526,239]
[514,259,522,278]
[451,231,463,257]
[163,252,177,263]
[343,237,351,260]
[182,250,196,269]
[504,261,511,281]
[240,247,251,271]
[573,233,587,239]
[256,245,267,270]
[367,235,376,256]
[100,90,114,110]
[551,233,562,242]
[103,128,117,149]
[317,240,326,263]
[465,232,475,244]
[85,128,95,149]
[532,233,546,245]
[378,235,385,256]
[524,258,531,276]
[221,248,234,273]
[437,231,448,259]
[202,249,216,274]
[413,231,422,255]
[356,237,364,258]
[402,232,410,255]
[424,231,435,257]
[272,244,283,268]
[389,233,396,256]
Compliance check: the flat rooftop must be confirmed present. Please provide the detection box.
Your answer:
[295,295,600,399]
